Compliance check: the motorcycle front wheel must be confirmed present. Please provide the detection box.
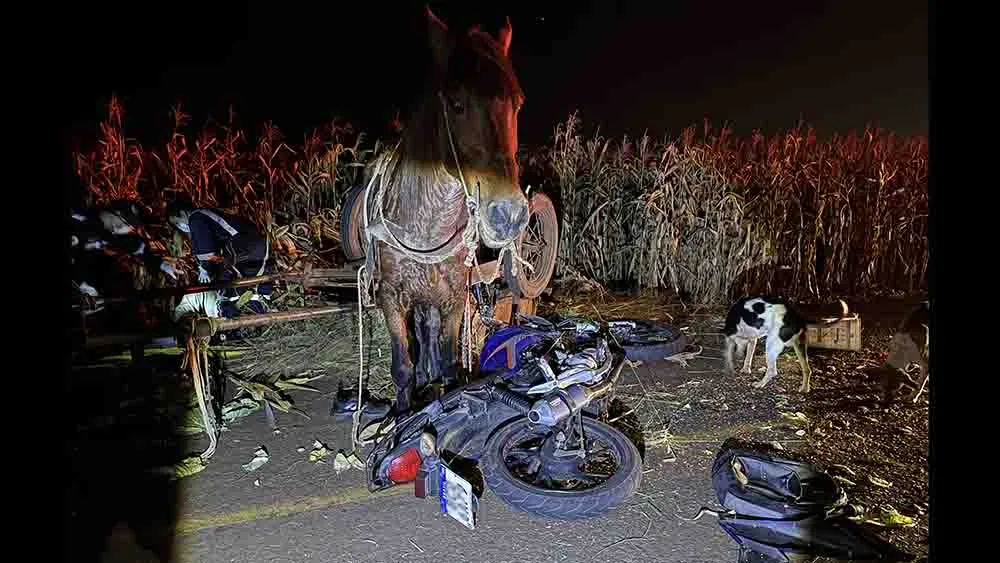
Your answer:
[480,417,642,520]
[610,319,689,362]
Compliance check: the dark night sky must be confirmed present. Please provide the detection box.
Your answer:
[59,0,927,156]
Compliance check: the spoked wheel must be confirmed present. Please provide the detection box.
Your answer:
[340,184,367,262]
[514,192,559,299]
[480,416,642,519]
[608,319,689,362]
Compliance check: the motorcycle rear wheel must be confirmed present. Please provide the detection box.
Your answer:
[480,417,642,520]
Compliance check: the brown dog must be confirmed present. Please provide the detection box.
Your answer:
[883,301,930,403]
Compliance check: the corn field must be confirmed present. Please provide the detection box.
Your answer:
[73,99,928,304]
[73,96,383,274]
[534,113,928,304]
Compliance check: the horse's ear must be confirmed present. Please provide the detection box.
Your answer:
[497,15,512,56]
[425,5,450,70]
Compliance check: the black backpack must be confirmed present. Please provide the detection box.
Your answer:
[710,441,914,562]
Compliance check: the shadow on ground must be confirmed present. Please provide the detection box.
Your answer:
[65,348,193,562]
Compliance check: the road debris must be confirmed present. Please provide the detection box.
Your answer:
[849,505,916,528]
[781,411,810,425]
[242,446,270,472]
[221,397,261,424]
[333,450,366,473]
[830,464,857,476]
[867,475,893,489]
[832,475,857,487]
[663,346,703,367]
[150,455,206,480]
[309,440,333,463]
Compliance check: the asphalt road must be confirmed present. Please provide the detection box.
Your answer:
[82,356,778,563]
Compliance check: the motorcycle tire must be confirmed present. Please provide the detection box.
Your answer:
[613,319,689,363]
[480,417,642,520]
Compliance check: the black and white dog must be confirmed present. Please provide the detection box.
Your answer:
[723,296,850,393]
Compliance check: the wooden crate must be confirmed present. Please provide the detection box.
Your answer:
[806,315,862,351]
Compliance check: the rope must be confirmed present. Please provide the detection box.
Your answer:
[351,265,367,453]
[186,334,218,461]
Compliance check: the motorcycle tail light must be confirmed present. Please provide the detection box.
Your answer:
[387,447,422,483]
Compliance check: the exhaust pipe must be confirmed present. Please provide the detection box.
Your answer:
[527,353,627,427]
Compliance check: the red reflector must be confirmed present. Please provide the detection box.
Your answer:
[387,448,422,483]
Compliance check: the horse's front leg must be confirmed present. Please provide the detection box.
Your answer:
[381,301,416,415]
[413,304,443,389]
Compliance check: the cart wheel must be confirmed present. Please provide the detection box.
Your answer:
[468,290,536,360]
[515,192,559,299]
[341,184,367,262]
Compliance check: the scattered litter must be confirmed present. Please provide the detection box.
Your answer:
[309,440,334,463]
[253,478,261,487]
[273,429,282,435]
[663,346,703,367]
[867,475,893,488]
[297,447,306,453]
[721,402,729,411]
[833,475,857,487]
[682,403,692,410]
[151,455,206,480]
[830,464,857,476]
[332,450,367,473]
[850,505,915,528]
[221,397,261,424]
[409,539,425,553]
[361,539,378,546]
[795,429,806,437]
[771,441,785,451]
[781,411,810,424]
[333,452,352,473]
[242,446,270,473]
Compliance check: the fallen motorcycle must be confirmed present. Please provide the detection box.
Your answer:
[363,315,685,528]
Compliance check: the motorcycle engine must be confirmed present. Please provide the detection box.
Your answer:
[516,340,612,395]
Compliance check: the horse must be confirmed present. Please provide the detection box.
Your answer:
[364,8,529,416]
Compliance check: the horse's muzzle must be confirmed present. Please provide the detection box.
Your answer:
[484,199,529,244]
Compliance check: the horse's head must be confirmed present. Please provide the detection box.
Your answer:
[413,7,528,249]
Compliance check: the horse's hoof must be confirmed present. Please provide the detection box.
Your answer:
[798,384,810,394]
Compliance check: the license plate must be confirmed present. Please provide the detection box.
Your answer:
[439,463,477,530]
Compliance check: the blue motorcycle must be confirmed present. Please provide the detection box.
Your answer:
[363,314,687,527]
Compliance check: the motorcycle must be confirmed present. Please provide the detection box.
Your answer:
[362,313,685,529]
